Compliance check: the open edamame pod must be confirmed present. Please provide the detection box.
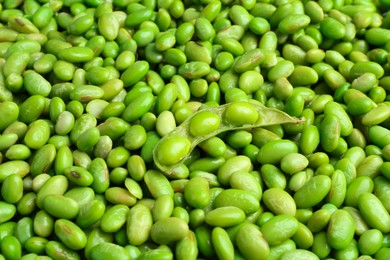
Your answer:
[153,101,303,175]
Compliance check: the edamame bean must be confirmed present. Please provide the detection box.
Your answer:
[294,175,332,208]
[205,206,246,227]
[213,189,260,214]
[327,209,355,250]
[3,1,390,259]
[150,217,189,245]
[90,242,130,260]
[358,193,390,233]
[100,205,129,233]
[258,140,298,165]
[42,195,79,219]
[2,174,23,204]
[236,223,270,260]
[260,215,299,246]
[154,102,301,174]
[1,235,22,260]
[211,227,234,260]
[76,199,105,229]
[54,219,87,250]
[358,229,383,255]
[263,188,296,216]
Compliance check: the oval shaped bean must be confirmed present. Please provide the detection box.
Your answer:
[263,188,296,216]
[205,206,246,227]
[150,217,189,245]
[0,202,17,224]
[358,192,390,233]
[1,174,23,204]
[236,223,270,260]
[358,229,383,255]
[42,195,79,219]
[189,111,221,137]
[294,175,332,208]
[100,205,129,233]
[260,215,299,246]
[212,227,234,260]
[184,176,210,209]
[54,219,87,250]
[258,140,298,165]
[327,209,355,250]
[90,242,130,260]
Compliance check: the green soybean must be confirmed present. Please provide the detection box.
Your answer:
[154,102,301,174]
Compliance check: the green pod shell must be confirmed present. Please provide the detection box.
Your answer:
[154,102,301,175]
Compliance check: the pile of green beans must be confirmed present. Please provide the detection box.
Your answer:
[3,0,390,259]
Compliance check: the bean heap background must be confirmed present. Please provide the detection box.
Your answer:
[2,0,390,259]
